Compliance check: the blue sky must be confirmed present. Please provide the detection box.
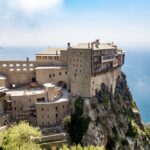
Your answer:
[0,0,150,47]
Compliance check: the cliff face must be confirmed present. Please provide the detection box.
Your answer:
[82,72,150,150]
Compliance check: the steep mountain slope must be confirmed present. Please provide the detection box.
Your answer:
[82,72,150,150]
[67,72,150,150]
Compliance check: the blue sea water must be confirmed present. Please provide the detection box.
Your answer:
[122,48,150,123]
[0,47,150,122]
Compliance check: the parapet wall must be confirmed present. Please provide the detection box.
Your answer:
[0,61,36,87]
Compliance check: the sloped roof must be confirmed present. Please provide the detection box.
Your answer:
[36,48,67,55]
[72,43,116,50]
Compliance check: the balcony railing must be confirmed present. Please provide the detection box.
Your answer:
[101,55,115,63]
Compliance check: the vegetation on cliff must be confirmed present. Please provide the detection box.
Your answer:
[60,144,105,150]
[0,121,41,150]
[64,97,90,144]
[81,72,150,150]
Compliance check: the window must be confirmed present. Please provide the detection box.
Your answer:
[53,74,55,77]
[9,64,14,67]
[47,115,49,118]
[59,72,61,75]
[29,68,33,71]
[55,106,58,111]
[42,107,44,111]
[56,114,58,118]
[74,73,76,77]
[62,105,64,109]
[10,68,14,71]
[65,72,67,75]
[42,115,44,118]
[49,74,51,78]
[29,64,33,67]
[16,64,20,67]
[2,64,7,67]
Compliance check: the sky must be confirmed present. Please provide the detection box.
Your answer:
[0,0,150,47]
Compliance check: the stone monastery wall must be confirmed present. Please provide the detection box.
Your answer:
[90,67,121,96]
[35,67,68,86]
[0,61,36,87]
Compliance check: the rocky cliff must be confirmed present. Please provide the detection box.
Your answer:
[81,72,150,150]
[66,72,150,150]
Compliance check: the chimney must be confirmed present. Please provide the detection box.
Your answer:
[26,57,29,62]
[96,39,100,44]
[67,43,71,48]
[95,39,100,48]
[88,43,90,49]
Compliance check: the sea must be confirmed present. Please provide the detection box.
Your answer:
[0,47,150,123]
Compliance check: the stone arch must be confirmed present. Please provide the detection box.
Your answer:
[57,81,67,89]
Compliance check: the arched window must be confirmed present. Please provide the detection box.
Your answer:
[29,68,33,71]
[16,64,20,67]
[2,64,7,67]
[22,64,27,67]
[9,64,14,67]
[10,68,14,71]
[29,64,33,67]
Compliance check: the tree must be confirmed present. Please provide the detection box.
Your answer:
[0,121,41,150]
[69,97,90,144]
[64,116,71,132]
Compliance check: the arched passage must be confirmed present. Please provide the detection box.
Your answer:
[57,81,67,89]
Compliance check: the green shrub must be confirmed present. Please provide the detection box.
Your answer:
[121,138,129,146]
[106,135,116,150]
[64,116,71,132]
[126,121,138,138]
[60,144,105,150]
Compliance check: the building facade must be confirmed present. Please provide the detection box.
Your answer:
[0,39,125,127]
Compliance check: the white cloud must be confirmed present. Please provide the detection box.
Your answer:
[8,0,62,14]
